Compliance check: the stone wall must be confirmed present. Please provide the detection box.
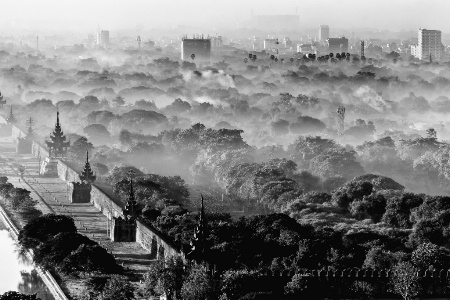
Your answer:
[57,160,80,182]
[136,220,183,259]
[31,140,50,158]
[255,268,450,299]
[90,185,123,219]
[11,125,25,138]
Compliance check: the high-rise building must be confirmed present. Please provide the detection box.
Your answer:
[415,28,443,61]
[319,25,329,42]
[181,36,211,62]
[96,30,110,47]
[327,37,348,54]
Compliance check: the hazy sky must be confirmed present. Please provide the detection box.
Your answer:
[1,0,450,33]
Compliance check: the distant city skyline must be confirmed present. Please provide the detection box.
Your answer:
[1,0,450,34]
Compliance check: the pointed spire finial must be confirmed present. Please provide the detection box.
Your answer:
[129,174,134,199]
[201,193,205,217]
[6,105,16,124]
[123,169,137,219]
[79,150,96,183]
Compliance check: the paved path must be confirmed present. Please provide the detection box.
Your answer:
[0,137,154,278]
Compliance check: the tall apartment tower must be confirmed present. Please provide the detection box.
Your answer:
[319,25,330,42]
[97,30,110,48]
[416,28,442,61]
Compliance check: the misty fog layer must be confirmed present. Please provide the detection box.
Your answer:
[4,5,450,299]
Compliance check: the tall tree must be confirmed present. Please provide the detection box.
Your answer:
[390,262,421,300]
[181,264,212,300]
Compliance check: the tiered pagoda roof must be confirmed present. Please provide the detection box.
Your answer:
[123,174,138,219]
[46,111,70,158]
[79,151,96,183]
[6,105,16,124]
[188,194,208,261]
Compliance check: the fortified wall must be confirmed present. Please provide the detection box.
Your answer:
[256,268,450,298]
[9,123,183,259]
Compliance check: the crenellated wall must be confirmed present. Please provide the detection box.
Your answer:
[9,123,183,260]
[255,268,450,299]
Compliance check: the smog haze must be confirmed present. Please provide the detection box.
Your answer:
[1,0,450,33]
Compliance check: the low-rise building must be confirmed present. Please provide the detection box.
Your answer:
[297,43,313,54]
[327,37,348,54]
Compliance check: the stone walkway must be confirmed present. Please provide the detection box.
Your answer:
[0,137,154,278]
